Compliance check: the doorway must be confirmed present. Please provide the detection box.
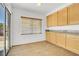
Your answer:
[5,6,11,56]
[0,3,11,56]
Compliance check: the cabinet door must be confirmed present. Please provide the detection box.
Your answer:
[50,32,56,44]
[66,34,79,54]
[46,31,51,42]
[47,15,52,27]
[68,4,79,24]
[51,12,57,26]
[47,12,57,27]
[56,33,66,48]
[46,31,56,44]
[58,8,68,25]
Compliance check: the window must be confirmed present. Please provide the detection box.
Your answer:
[21,16,42,35]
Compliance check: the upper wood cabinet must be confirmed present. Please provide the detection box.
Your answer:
[68,4,79,24]
[47,4,79,26]
[47,14,52,27]
[47,12,57,27]
[57,7,68,25]
[51,12,57,26]
[56,32,66,48]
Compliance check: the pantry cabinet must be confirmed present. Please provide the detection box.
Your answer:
[57,8,68,25]
[66,34,79,54]
[56,32,66,48]
[68,4,79,24]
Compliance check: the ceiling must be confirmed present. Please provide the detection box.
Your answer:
[12,3,70,15]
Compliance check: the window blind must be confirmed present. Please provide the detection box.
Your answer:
[21,16,42,35]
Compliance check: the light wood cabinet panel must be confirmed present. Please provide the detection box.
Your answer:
[68,4,79,24]
[46,31,56,44]
[66,34,79,54]
[51,12,57,26]
[50,32,56,44]
[56,32,66,48]
[47,12,57,27]
[46,31,51,42]
[47,15,52,27]
[58,8,68,25]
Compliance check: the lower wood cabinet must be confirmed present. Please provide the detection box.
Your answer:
[46,31,51,42]
[46,31,56,44]
[56,32,66,48]
[66,34,79,54]
[46,31,79,54]
[50,32,56,44]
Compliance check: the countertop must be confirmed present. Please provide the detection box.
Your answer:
[46,30,79,35]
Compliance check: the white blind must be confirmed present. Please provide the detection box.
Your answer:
[21,17,32,34]
[32,20,41,34]
[21,17,42,34]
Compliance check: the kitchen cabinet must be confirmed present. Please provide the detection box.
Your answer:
[66,34,79,54]
[51,12,57,26]
[47,12,57,27]
[56,32,66,48]
[46,31,56,44]
[47,4,79,26]
[58,8,68,25]
[46,31,51,42]
[68,4,79,24]
[47,15,52,27]
[50,31,56,44]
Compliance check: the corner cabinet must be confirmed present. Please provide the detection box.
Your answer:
[57,8,68,25]
[47,12,57,27]
[68,4,79,24]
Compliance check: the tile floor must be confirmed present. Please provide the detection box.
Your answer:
[8,41,78,56]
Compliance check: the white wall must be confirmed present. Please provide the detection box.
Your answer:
[12,7,46,45]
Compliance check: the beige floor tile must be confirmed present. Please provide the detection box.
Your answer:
[8,41,78,56]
